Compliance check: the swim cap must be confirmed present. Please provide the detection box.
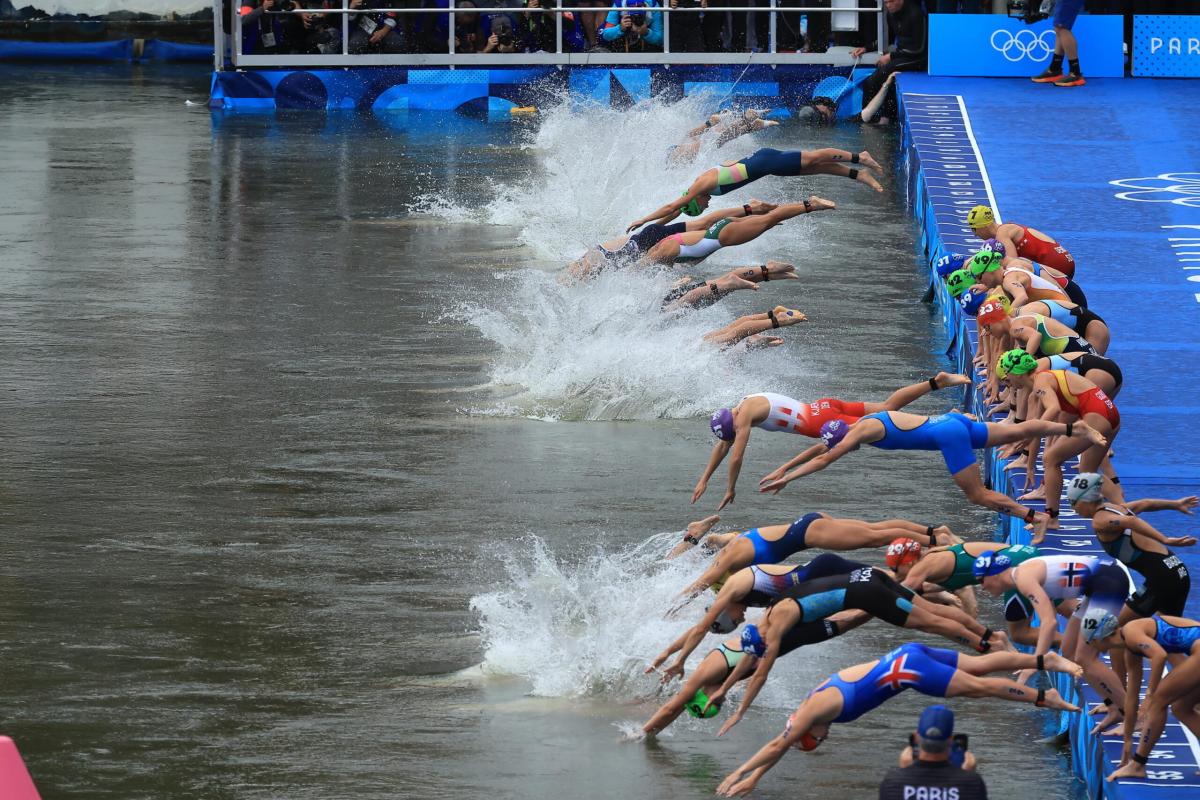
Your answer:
[798,730,824,751]
[708,604,738,634]
[685,688,722,718]
[967,205,995,228]
[980,238,1007,258]
[972,550,1013,579]
[740,623,766,658]
[681,191,703,217]
[986,289,1012,313]
[995,349,1038,379]
[945,269,973,298]
[885,538,922,568]
[1081,607,1120,643]
[959,287,988,317]
[820,419,849,449]
[710,408,734,441]
[936,253,967,280]
[968,251,1002,279]
[1068,473,1105,506]
[976,301,1008,327]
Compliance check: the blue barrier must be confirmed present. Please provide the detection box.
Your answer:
[900,74,1200,800]
[1134,15,1200,78]
[0,38,133,62]
[928,14,1124,78]
[142,40,214,63]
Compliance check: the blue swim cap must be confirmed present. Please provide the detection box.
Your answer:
[959,287,988,317]
[740,623,766,658]
[936,253,966,280]
[972,550,1013,579]
[820,419,849,449]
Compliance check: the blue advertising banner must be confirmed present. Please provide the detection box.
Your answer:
[929,14,1124,78]
[1134,15,1200,77]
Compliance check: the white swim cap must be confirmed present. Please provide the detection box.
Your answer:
[1081,607,1120,643]
[708,606,737,634]
[1067,473,1104,505]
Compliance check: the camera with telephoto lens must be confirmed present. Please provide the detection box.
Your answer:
[1007,0,1052,24]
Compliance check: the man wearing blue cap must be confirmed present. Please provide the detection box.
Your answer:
[879,705,987,799]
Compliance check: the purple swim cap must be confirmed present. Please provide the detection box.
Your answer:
[820,419,849,449]
[710,408,735,441]
[981,238,1006,258]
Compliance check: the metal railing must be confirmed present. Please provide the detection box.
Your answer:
[215,0,887,69]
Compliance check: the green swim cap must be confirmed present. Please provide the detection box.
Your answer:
[996,349,1038,379]
[945,268,973,298]
[685,688,721,718]
[681,191,703,216]
[968,250,1002,279]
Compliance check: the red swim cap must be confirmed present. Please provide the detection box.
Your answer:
[976,301,1008,327]
[885,538,922,568]
[799,730,825,751]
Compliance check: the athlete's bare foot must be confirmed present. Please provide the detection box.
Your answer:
[990,629,1018,653]
[1100,719,1125,736]
[807,195,837,212]
[743,260,798,282]
[1044,651,1084,679]
[932,524,958,543]
[1026,512,1050,545]
[1040,688,1079,712]
[858,150,883,175]
[1088,703,1107,716]
[1018,486,1046,501]
[1006,456,1029,471]
[772,306,806,326]
[686,515,721,540]
[720,275,759,293]
[934,372,972,389]
[857,169,884,193]
[1108,758,1147,782]
[745,334,786,349]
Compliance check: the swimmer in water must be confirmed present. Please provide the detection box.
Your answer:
[996,350,1122,525]
[701,305,808,349]
[638,196,837,269]
[695,373,971,510]
[667,108,780,166]
[659,261,801,311]
[966,204,1077,279]
[638,610,870,737]
[670,511,957,602]
[892,539,1041,622]
[562,199,778,281]
[1093,612,1200,782]
[760,410,1108,539]
[713,643,1079,796]
[626,146,883,232]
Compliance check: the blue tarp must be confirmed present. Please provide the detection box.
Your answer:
[142,40,213,63]
[0,38,133,62]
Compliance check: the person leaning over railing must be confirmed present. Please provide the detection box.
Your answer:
[850,0,925,129]
[281,0,342,54]
[596,0,664,52]
[347,0,410,53]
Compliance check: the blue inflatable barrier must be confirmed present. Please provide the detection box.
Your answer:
[0,38,133,62]
[142,40,213,63]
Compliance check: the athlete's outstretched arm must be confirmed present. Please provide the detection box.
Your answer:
[627,175,714,232]
[693,439,733,504]
[859,71,897,124]
[714,623,786,736]
[1119,646,1144,766]
[1126,496,1198,515]
[718,425,754,511]
[1120,515,1197,548]
[1016,570,1058,660]
[761,442,826,486]
[759,428,870,493]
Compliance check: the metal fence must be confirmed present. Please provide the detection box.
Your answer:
[214,0,886,69]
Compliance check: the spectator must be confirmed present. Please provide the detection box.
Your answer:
[931,0,982,10]
[347,0,409,53]
[597,0,663,52]
[520,0,586,52]
[484,14,522,52]
[879,705,987,800]
[282,0,341,54]
[239,0,287,54]
[1031,0,1086,86]
[453,0,486,53]
[576,0,609,48]
[667,0,705,53]
[850,0,926,124]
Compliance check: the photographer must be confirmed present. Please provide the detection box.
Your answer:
[238,0,287,54]
[597,0,663,52]
[667,0,704,53]
[521,0,586,53]
[879,706,987,800]
[483,14,521,53]
[454,0,485,53]
[281,0,341,54]
[347,0,409,54]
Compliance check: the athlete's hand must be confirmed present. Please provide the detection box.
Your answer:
[626,220,644,233]
[716,772,747,797]
[1028,512,1049,545]
[759,467,785,486]
[849,47,866,58]
[645,651,670,674]
[702,688,727,716]
[746,199,775,215]
[1175,496,1198,514]
[691,481,708,504]
[661,660,685,682]
[719,776,759,797]
[759,478,789,495]
[716,710,744,737]
[1168,536,1198,547]
[716,489,735,511]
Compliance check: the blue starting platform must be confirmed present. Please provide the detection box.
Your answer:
[900,75,1200,800]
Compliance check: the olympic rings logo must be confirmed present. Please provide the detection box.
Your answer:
[990,29,1056,62]
[1110,173,1200,208]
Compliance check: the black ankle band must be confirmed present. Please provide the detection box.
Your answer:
[1104,698,1113,706]
[848,168,859,181]
[1048,508,1059,519]
[926,525,935,542]
[1111,476,1120,485]
[851,153,860,163]
[1013,417,1025,424]
[742,203,752,216]
[1036,654,1045,671]
[1065,422,1074,437]
[1035,688,1046,707]
[768,309,779,329]
[1133,752,1148,765]
[760,265,770,282]
[980,628,993,652]
[928,377,939,391]
[708,282,720,297]
[804,199,812,213]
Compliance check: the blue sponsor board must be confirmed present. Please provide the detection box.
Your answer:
[1134,15,1200,78]
[928,14,1124,78]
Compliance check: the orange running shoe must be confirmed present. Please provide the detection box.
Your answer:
[1031,67,1064,83]
[1054,72,1086,87]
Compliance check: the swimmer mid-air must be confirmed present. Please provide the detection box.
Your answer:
[695,373,971,510]
[714,643,1079,796]
[626,146,883,232]
[668,109,780,166]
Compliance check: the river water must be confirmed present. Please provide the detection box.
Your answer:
[0,64,1085,799]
